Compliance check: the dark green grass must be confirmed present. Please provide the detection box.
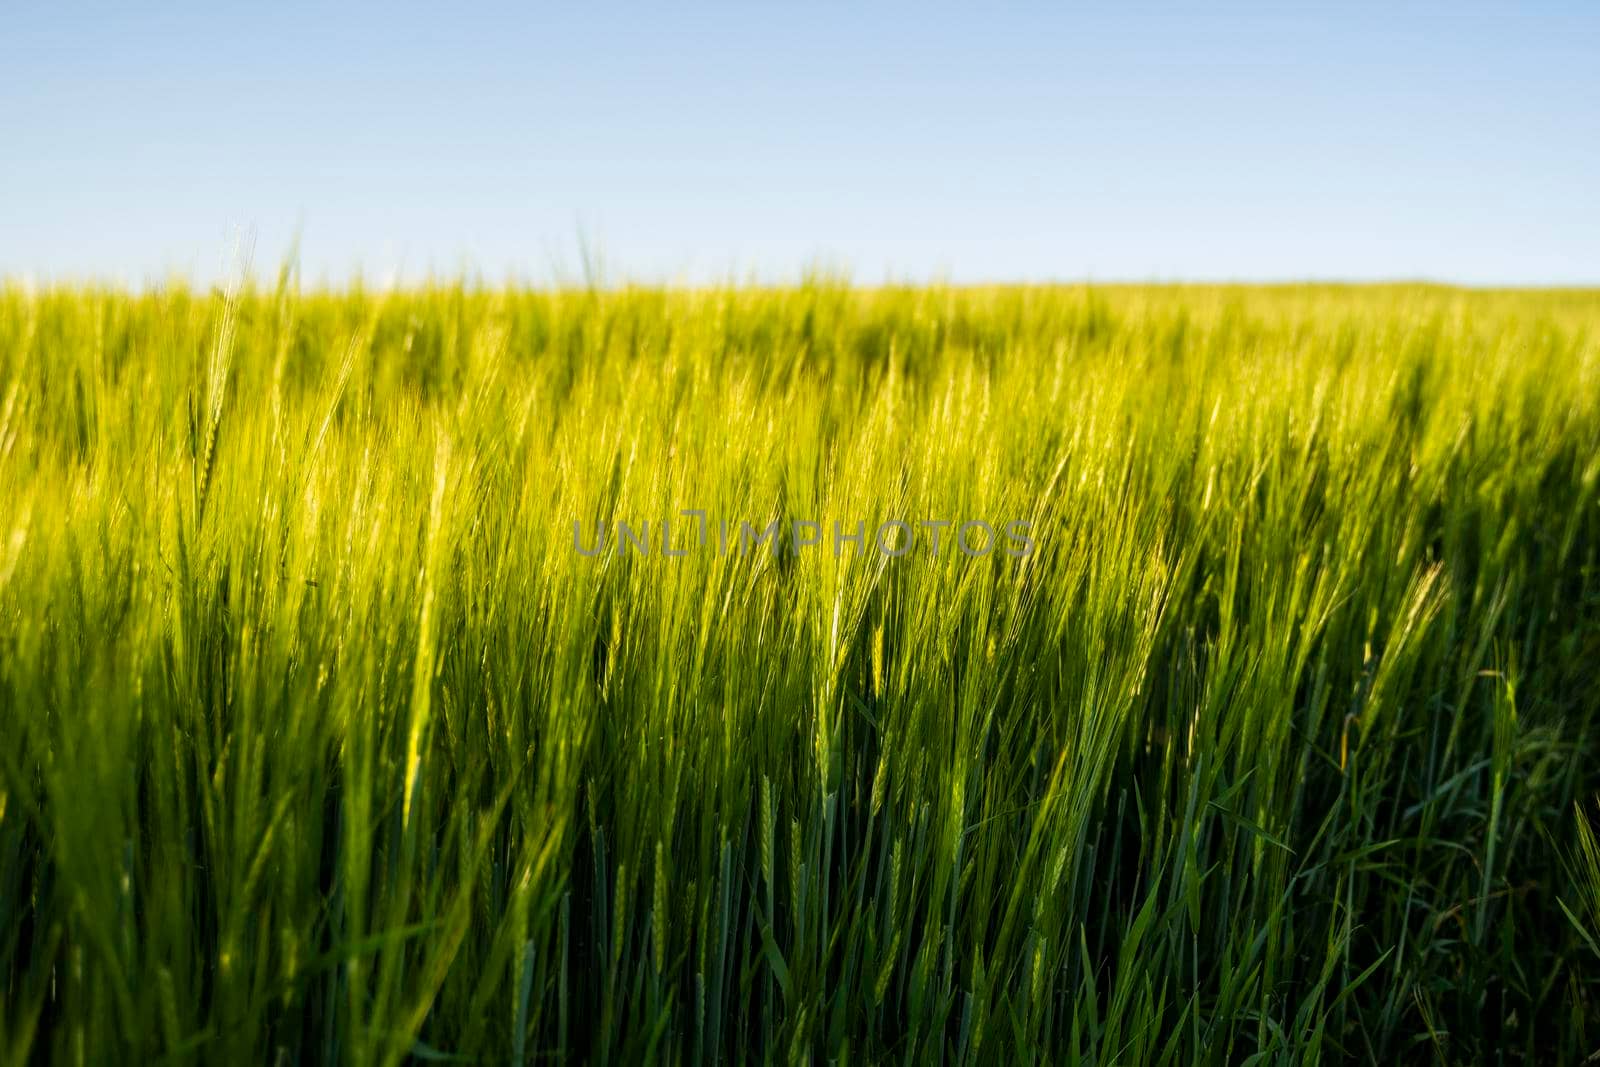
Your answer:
[1,281,1598,1063]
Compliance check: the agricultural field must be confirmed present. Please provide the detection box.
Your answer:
[0,281,1598,1063]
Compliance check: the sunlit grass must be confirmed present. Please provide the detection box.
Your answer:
[0,280,1597,1063]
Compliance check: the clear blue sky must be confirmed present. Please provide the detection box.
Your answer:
[4,3,1597,286]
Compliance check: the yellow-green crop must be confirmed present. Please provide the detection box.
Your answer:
[1,281,1597,1063]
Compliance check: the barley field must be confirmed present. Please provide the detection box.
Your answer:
[1,281,1598,1064]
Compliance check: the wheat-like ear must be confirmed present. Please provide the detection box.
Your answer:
[194,397,220,525]
[193,277,238,527]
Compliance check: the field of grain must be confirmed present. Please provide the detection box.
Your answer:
[1,282,1598,1063]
